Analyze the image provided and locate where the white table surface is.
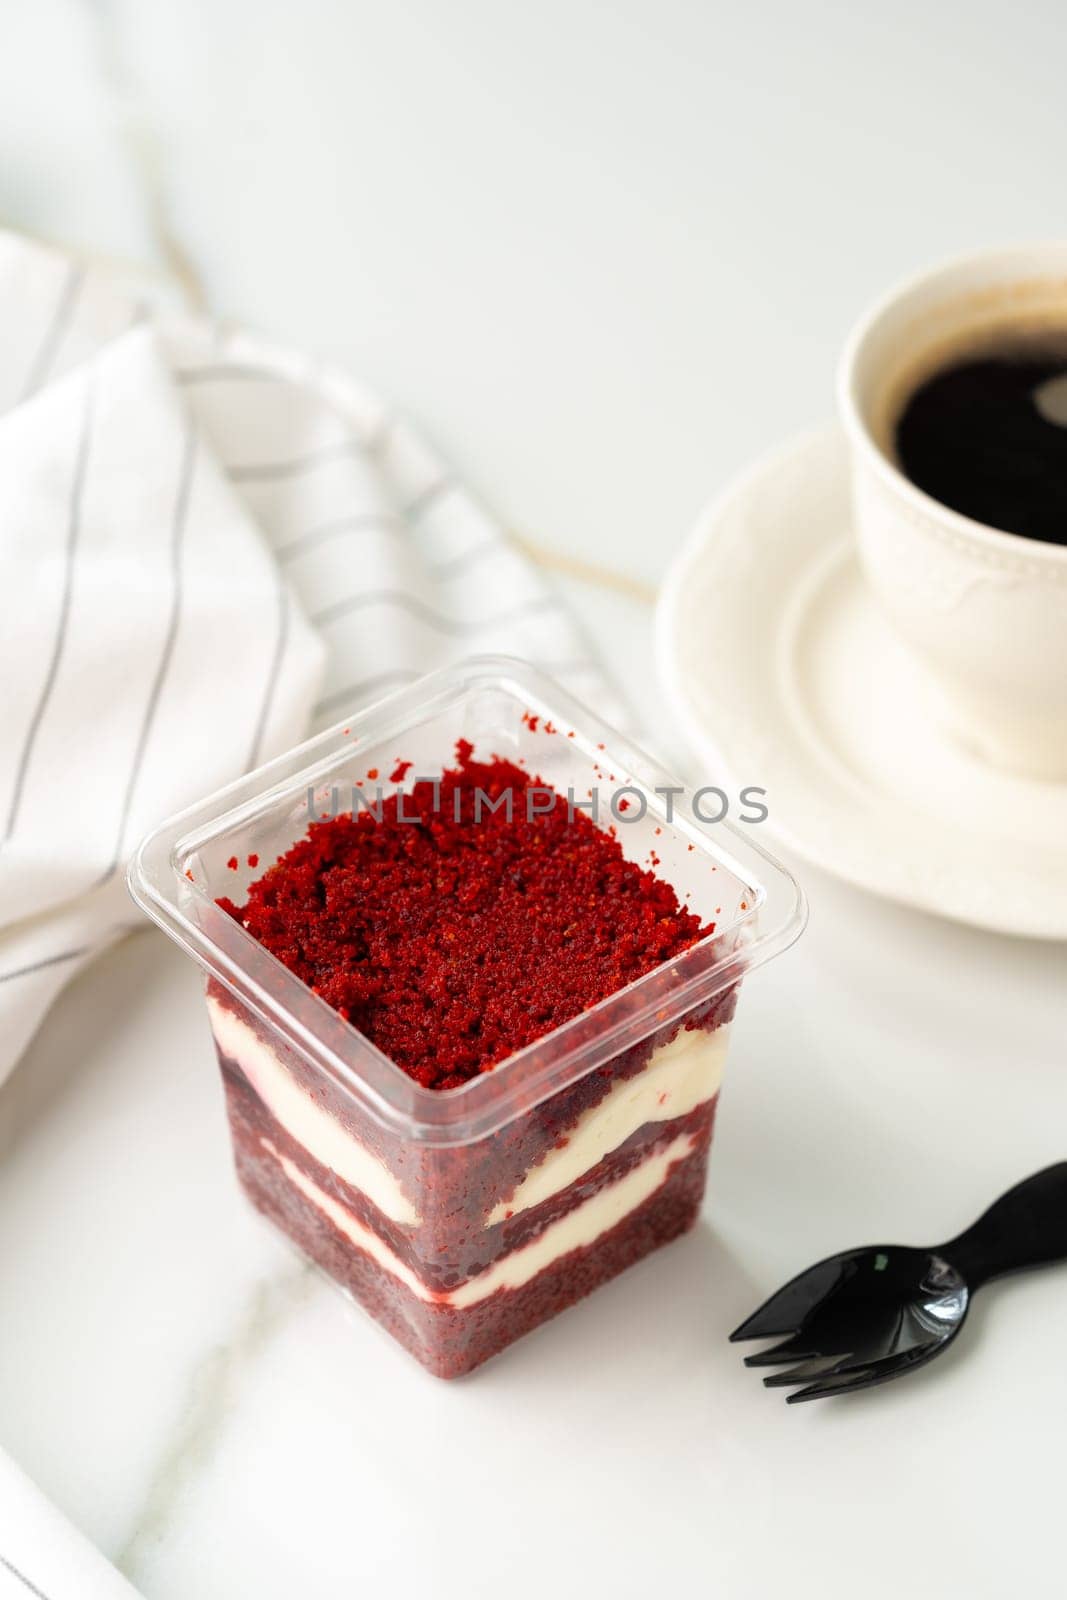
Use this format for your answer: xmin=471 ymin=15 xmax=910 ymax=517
xmin=1 ymin=4 xmax=1066 ymax=1597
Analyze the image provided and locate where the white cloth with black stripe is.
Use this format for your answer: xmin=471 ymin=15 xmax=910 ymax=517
xmin=0 ymin=227 xmax=609 ymax=1091
xmin=0 ymin=228 xmax=609 ymax=1598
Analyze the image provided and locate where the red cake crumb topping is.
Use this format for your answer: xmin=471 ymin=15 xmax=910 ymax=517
xmin=218 ymin=742 xmax=710 ymax=1089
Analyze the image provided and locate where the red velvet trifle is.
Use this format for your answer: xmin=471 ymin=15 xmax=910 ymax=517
xmin=129 ymin=658 xmax=804 ymax=1378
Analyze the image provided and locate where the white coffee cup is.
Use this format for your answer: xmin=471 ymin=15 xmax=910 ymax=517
xmin=838 ymin=244 xmax=1067 ymax=781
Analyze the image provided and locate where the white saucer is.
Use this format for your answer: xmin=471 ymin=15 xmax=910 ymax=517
xmin=656 ymin=426 xmax=1067 ymax=940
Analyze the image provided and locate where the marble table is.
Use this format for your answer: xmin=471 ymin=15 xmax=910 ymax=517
xmin=2 ymin=3 xmax=1066 ymax=1596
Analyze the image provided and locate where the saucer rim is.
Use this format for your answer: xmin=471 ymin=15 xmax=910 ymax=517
xmin=655 ymin=424 xmax=1067 ymax=942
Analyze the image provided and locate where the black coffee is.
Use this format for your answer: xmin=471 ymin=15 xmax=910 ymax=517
xmin=895 ymin=341 xmax=1067 ymax=547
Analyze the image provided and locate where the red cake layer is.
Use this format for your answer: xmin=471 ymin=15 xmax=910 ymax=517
xmin=207 ymin=980 xmax=736 ymax=1263
xmin=219 ymin=1045 xmax=719 ymax=1291
xmin=232 ymin=1109 xmax=711 ymax=1377
xmin=217 ymin=741 xmax=713 ymax=1089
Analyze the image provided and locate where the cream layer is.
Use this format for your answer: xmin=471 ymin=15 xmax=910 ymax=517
xmin=208 ymin=995 xmax=419 ymax=1226
xmin=210 ymin=994 xmax=726 ymax=1233
xmin=261 ymin=1129 xmax=698 ymax=1309
xmin=486 ymin=1024 xmax=727 ymax=1224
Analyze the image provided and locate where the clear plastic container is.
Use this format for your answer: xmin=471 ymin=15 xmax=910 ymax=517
xmin=128 ymin=656 xmax=805 ymax=1376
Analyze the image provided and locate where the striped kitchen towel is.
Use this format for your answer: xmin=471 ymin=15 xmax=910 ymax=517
xmin=0 ymin=228 xmax=613 ymax=1094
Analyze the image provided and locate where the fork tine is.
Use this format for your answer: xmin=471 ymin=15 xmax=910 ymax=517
xmin=729 ymin=1302 xmax=801 ymax=1344
xmin=742 ymin=1335 xmax=817 ymax=1368
xmin=785 ymin=1365 xmax=883 ymax=1403
xmin=786 ymin=1339 xmax=951 ymax=1402
xmin=730 ymin=1256 xmax=848 ymax=1343
xmin=762 ymin=1355 xmax=857 ymax=1389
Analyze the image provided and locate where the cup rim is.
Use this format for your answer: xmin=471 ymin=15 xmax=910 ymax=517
xmin=837 ymin=241 xmax=1067 ymax=567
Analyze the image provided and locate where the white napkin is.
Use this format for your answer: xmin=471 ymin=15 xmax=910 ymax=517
xmin=0 ymin=228 xmax=612 ymax=1091
xmin=0 ymin=1455 xmax=142 ymax=1600
xmin=0 ymin=228 xmax=613 ymax=1596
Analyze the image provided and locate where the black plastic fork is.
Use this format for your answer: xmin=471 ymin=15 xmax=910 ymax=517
xmin=730 ymin=1163 xmax=1067 ymax=1402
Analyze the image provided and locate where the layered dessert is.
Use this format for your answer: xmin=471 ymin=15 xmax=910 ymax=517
xmin=210 ymin=741 xmax=736 ymax=1376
